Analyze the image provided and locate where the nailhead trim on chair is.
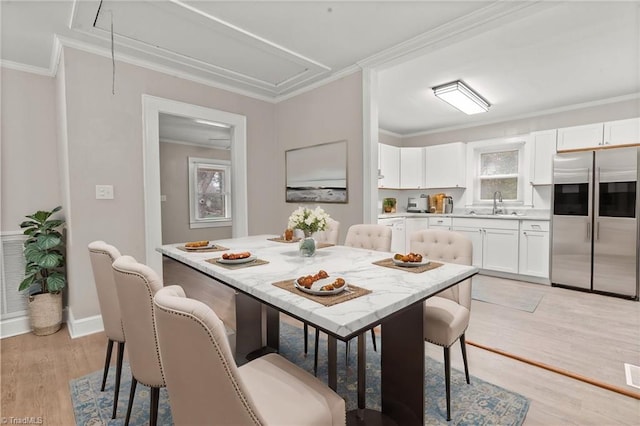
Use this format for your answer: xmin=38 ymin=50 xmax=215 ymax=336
xmin=156 ymin=305 xmax=262 ymax=425
xmin=424 ymin=326 xmax=469 ymax=349
xmin=113 ymin=268 xmax=166 ymax=388
xmin=91 ymin=249 xmax=127 ymax=342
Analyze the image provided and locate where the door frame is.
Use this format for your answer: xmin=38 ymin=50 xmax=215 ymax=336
xmin=142 ymin=95 xmax=248 ymax=275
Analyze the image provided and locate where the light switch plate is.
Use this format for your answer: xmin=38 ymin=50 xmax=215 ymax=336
xmin=96 ymin=185 xmax=114 ymax=200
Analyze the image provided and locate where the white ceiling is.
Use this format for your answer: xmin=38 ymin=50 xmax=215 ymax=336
xmin=2 ymin=1 xmax=639 ymax=137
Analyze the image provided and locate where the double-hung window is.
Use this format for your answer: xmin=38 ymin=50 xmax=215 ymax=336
xmin=188 ymin=157 xmax=232 ymax=228
xmin=473 ymin=142 xmax=525 ymax=205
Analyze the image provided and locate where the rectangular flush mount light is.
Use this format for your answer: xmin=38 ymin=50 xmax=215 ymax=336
xmin=433 ymin=80 xmax=490 ymax=115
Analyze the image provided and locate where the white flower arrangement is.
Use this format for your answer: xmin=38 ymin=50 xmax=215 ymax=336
xmin=287 ymin=206 xmax=330 ymax=236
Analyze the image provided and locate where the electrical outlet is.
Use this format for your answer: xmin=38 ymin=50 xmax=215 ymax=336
xmin=160 ymin=195 xmax=167 ymax=202
xmin=96 ymin=185 xmax=114 ymax=200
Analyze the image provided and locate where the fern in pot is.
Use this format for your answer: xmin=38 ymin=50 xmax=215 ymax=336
xmin=19 ymin=206 xmax=66 ymax=335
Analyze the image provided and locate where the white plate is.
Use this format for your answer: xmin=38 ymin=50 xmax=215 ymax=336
xmin=216 ymin=254 xmax=257 ymax=264
xmin=184 ymin=243 xmax=216 ymax=251
xmin=294 ymin=277 xmax=347 ymax=296
xmin=392 ymin=258 xmax=430 ymax=267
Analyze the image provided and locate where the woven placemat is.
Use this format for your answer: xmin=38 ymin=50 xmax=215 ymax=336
xmin=268 ymin=237 xmax=301 ymax=243
xmin=272 ymin=279 xmax=371 ymax=307
xmin=205 ymin=257 xmax=269 ymax=270
xmin=177 ymin=245 xmax=229 ymax=253
xmin=372 ymin=258 xmax=444 ymax=273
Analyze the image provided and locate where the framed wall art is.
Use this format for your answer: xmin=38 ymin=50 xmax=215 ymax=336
xmin=285 ymin=140 xmax=348 ymax=203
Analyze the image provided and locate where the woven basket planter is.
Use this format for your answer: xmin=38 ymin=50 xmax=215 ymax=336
xmin=28 ymin=292 xmax=62 ymax=336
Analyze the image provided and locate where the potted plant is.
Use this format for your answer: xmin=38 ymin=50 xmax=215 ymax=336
xmin=383 ymin=198 xmax=397 ymax=213
xmin=19 ymin=206 xmax=66 ymax=335
xmin=287 ymin=206 xmax=330 ymax=257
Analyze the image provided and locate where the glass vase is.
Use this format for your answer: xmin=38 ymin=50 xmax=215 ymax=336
xmin=299 ymin=230 xmax=316 ymax=257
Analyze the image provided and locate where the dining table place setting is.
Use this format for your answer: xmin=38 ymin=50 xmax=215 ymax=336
xmin=176 ymin=240 xmax=229 ymax=253
xmin=272 ymin=269 xmax=371 ymax=307
xmin=373 ymin=252 xmax=444 ymax=273
xmin=205 ymin=251 xmax=269 ymax=270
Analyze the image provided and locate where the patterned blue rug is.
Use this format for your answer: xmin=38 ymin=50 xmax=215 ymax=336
xmin=70 ymin=323 xmax=529 ymax=425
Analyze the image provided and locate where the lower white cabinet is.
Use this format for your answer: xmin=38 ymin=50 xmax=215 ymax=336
xmin=453 ymin=218 xmax=519 ymax=273
xmin=405 ymin=217 xmax=429 ymax=251
xmin=378 ymin=217 xmax=405 ymax=253
xmin=427 ymin=216 xmax=452 ymax=230
xmin=518 ymin=220 xmax=550 ymax=278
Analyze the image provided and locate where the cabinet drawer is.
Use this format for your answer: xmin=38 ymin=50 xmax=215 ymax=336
xmin=453 ymin=217 xmax=518 ymax=230
xmin=520 ymin=220 xmax=549 ymax=232
xmin=428 ymin=217 xmax=452 ymax=227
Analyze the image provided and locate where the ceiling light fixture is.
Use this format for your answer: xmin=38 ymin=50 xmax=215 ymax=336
xmin=195 ymin=119 xmax=230 ymax=128
xmin=432 ymin=80 xmax=490 ymax=115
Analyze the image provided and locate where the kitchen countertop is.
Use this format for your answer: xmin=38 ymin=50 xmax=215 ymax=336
xmin=378 ymin=211 xmax=551 ymax=221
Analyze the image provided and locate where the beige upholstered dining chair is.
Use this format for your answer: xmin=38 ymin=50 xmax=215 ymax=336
xmin=112 ymin=256 xmax=165 ymax=426
xmin=153 ymin=285 xmax=346 ymax=426
xmin=309 ymin=223 xmax=391 ymax=375
xmin=88 ymin=241 xmax=125 ymax=420
xmin=410 ymin=229 xmax=473 ymax=421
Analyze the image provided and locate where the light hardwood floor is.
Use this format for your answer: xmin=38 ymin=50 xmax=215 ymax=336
xmin=1 ymin=274 xmax=639 ymax=425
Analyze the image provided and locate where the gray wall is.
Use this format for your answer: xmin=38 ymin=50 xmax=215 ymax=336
xmin=159 ymin=141 xmax=231 ymax=244
xmin=1 ymin=51 xmax=364 ymax=324
xmin=275 ymin=72 xmax=364 ymax=244
xmin=58 ymin=47 xmax=278 ymax=320
xmin=1 ymin=68 xmax=62 ymax=230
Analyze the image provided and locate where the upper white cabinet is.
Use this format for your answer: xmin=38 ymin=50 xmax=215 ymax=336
xmin=530 ymin=130 xmax=557 ymax=185
xmin=556 ymin=123 xmax=604 ymax=152
xmin=378 ymin=143 xmax=400 ymax=188
xmin=604 ymin=117 xmax=640 ymax=147
xmin=425 ymin=142 xmax=467 ymax=188
xmin=400 ymin=147 xmax=425 ymax=188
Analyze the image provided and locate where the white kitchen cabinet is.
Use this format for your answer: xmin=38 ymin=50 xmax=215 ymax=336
xmin=452 ymin=217 xmax=519 ymax=273
xmin=427 ymin=216 xmax=452 ymax=230
xmin=519 ymin=220 xmax=550 ymax=278
xmin=378 ymin=217 xmax=405 ymax=253
xmin=404 ymin=217 xmax=429 ymax=251
xmin=556 ymin=123 xmax=604 ymax=152
xmin=378 ymin=143 xmax=400 ymax=188
xmin=400 ymin=147 xmax=425 ymax=188
xmin=603 ymin=117 xmax=640 ymax=147
xmin=424 ymin=142 xmax=466 ymax=188
xmin=529 ymin=130 xmax=557 ymax=185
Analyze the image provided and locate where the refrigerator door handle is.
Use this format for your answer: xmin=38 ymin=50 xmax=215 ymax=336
xmin=586 ymin=222 xmax=591 ymax=241
xmin=595 ymin=221 xmax=600 ymax=241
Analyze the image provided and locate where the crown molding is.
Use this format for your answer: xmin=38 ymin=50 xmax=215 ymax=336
xmin=378 ymin=128 xmax=404 ymax=138
xmin=358 ymin=1 xmax=556 ymax=71
xmin=159 ymin=137 xmax=231 ymax=150
xmin=402 ymin=93 xmax=640 ymax=138
xmin=274 ymin=64 xmax=361 ymax=103
xmin=55 ymin=35 xmax=277 ymax=103
xmin=0 ymin=60 xmax=53 ymax=77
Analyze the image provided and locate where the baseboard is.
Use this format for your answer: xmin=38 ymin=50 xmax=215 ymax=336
xmin=67 ymin=309 xmax=104 ymax=339
xmin=479 ymin=270 xmax=550 ymax=285
xmin=0 ymin=316 xmax=31 ymax=338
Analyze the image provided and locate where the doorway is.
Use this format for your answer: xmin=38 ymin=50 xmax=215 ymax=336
xmin=142 ymin=95 xmax=248 ymax=276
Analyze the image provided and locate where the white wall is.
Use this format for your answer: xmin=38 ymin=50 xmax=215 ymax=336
xmin=275 ymin=72 xmax=364 ymax=244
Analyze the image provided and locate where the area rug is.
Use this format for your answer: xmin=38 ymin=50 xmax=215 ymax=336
xmin=70 ymin=323 xmax=529 ymax=425
xmin=472 ymin=280 xmax=544 ymax=313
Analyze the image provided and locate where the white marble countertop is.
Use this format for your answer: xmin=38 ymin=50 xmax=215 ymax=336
xmin=379 ymin=211 xmax=550 ymax=221
xmin=158 ymin=235 xmax=477 ymax=340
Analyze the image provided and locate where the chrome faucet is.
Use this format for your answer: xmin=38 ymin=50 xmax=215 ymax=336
xmin=493 ymin=191 xmax=504 ymax=215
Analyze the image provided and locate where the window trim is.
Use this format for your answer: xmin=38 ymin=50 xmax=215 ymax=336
xmin=470 ymin=139 xmax=527 ymax=206
xmin=188 ymin=157 xmax=232 ymax=229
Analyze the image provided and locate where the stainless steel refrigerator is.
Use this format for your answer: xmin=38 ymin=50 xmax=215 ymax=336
xmin=551 ymin=146 xmax=639 ymax=300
